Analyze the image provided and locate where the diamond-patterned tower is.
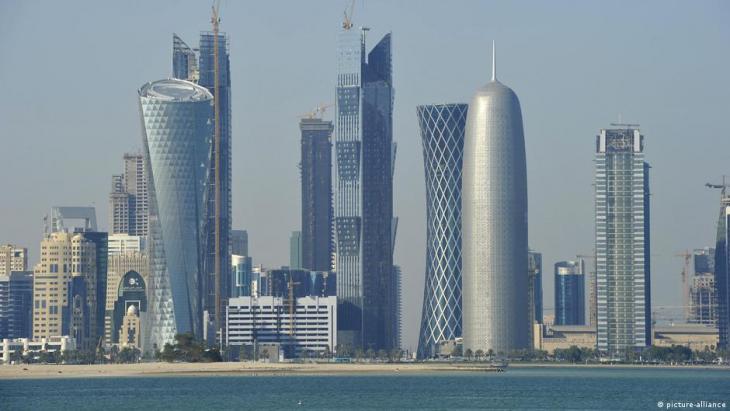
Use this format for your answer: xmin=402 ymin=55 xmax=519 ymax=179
xmin=139 ymin=79 xmax=213 ymax=348
xmin=416 ymin=104 xmax=467 ymax=358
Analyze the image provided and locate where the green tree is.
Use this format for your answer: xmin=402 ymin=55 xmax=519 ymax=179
xmin=475 ymin=349 xmax=485 ymax=361
xmin=465 ymin=348 xmax=473 ymax=361
xmin=160 ymin=343 xmax=176 ymax=362
xmin=377 ymin=349 xmax=388 ymax=361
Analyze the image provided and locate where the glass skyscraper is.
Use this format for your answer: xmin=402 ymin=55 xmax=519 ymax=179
xmin=554 ymin=260 xmax=586 ymax=325
xmin=594 ymin=126 xmax=651 ymax=355
xmin=139 ymin=78 xmax=213 ymax=347
xmin=334 ymin=26 xmax=395 ymax=350
xmin=300 ymin=118 xmax=334 ymax=272
xmin=415 ymin=103 xmax=466 ymax=358
xmin=714 ymin=190 xmax=730 ymax=348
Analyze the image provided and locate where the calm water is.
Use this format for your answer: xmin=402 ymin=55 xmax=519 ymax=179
xmin=1 ymin=366 xmax=728 ymax=410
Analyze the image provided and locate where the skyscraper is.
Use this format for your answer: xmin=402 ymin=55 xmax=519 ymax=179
xmin=139 ymin=78 xmax=213 ymax=347
xmin=462 ymin=44 xmax=529 ymax=354
xmin=0 ymin=245 xmax=27 ymax=276
xmin=334 ymin=24 xmax=395 ymax=350
xmin=172 ymin=33 xmax=199 ymax=83
xmin=198 ymin=30 xmax=232 ymax=336
xmin=109 ymin=153 xmax=149 ymax=237
xmin=289 ymin=231 xmax=302 ymax=269
xmin=689 ymin=247 xmax=717 ymax=326
xmin=714 ymin=188 xmax=730 ymax=348
xmin=415 ymin=103 xmax=467 ymax=358
xmin=231 ymin=229 xmax=248 ymax=257
xmin=595 ymin=126 xmax=651 ymax=355
xmin=529 ymin=250 xmax=543 ymax=325
xmin=300 ymin=117 xmax=333 ymax=272
xmin=555 ymin=260 xmax=586 ymax=326
xmin=0 ymin=271 xmax=32 ymax=339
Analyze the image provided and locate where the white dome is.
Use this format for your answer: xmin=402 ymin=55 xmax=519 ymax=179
xmin=127 ymin=305 xmax=139 ymax=316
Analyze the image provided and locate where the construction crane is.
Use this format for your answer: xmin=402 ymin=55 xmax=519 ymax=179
xmin=299 ymin=103 xmax=333 ymax=120
xmin=211 ymin=0 xmax=223 ymax=343
xmin=286 ymin=276 xmax=301 ymax=337
xmin=342 ymin=0 xmax=355 ymax=30
xmin=674 ymin=250 xmax=692 ymax=321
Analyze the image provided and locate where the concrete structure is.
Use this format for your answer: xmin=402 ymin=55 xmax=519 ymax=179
xmin=105 ymin=252 xmax=149 ymax=347
xmin=595 ymin=126 xmax=651 ymax=355
xmin=0 ymin=245 xmax=28 ymax=276
xmin=653 ymin=324 xmax=719 ymax=351
xmin=289 ymin=231 xmax=302 ymax=269
xmin=32 ymin=232 xmax=98 ymax=350
xmin=300 ymin=117 xmax=334 ymax=272
xmin=528 ymin=251 xmax=543 ymax=332
xmin=415 ymin=103 xmax=466 ymax=358
xmin=462 ymin=44 xmax=529 ymax=354
xmin=714 ymin=189 xmax=730 ymax=348
xmin=172 ymin=33 xmax=199 ymax=82
xmin=2 ymin=336 xmax=75 ymax=363
xmin=139 ymin=78 xmax=213 ymax=347
xmin=119 ymin=304 xmax=142 ymax=348
xmin=0 ymin=271 xmax=33 ymax=339
xmin=109 ymin=153 xmax=149 ymax=237
xmin=334 ymin=23 xmax=396 ymax=350
xmin=231 ymin=229 xmax=248 ymax=257
xmin=226 ymin=296 xmax=337 ymax=358
xmin=555 ymin=260 xmax=586 ymax=326
xmin=107 ymin=234 xmax=144 ymax=257
xmin=534 ymin=324 xmax=597 ymax=353
xmin=45 ymin=206 xmax=97 ymax=233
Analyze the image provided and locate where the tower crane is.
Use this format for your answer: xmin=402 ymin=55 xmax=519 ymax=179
xmin=342 ymin=0 xmax=355 ymax=30
xmin=299 ymin=103 xmax=333 ymax=120
xmin=287 ymin=276 xmax=301 ymax=337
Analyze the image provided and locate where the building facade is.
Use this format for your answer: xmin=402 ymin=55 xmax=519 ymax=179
xmin=0 ymin=271 xmax=33 ymax=340
xmin=714 ymin=190 xmax=730 ymax=348
xmin=462 ymin=47 xmax=529 ymax=354
xmin=226 ymin=296 xmax=337 ymax=358
xmin=105 ymin=252 xmax=149 ymax=347
xmin=0 ymin=245 xmax=28 ymax=276
xmin=289 ymin=231 xmax=302 ymax=269
xmin=231 ymin=229 xmax=248 ymax=257
xmin=109 ymin=153 xmax=149 ymax=237
xmin=529 ymin=251 xmax=543 ymax=325
xmin=300 ymin=118 xmax=334 ymax=272
xmin=334 ymin=25 xmax=395 ymax=350
xmin=231 ymin=254 xmax=252 ymax=298
xmin=415 ymin=103 xmax=466 ymax=358
xmin=554 ymin=260 xmax=586 ymax=326
xmin=139 ymin=78 xmax=213 ymax=347
xmin=595 ymin=126 xmax=651 ymax=355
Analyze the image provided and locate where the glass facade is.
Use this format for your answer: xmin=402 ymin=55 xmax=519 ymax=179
xmin=334 ymin=28 xmax=395 ymax=350
xmin=415 ymin=104 xmax=466 ymax=358
xmin=231 ymin=255 xmax=252 ymax=298
xmin=595 ymin=127 xmax=651 ymax=355
xmin=198 ymin=31 xmax=232 ymax=330
xmin=554 ymin=260 xmax=586 ymax=325
xmin=139 ymin=78 xmax=213 ymax=347
xmin=715 ymin=196 xmax=730 ymax=348
xmin=300 ymin=118 xmax=334 ymax=272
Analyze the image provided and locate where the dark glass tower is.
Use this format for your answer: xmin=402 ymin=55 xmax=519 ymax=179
xmin=715 ymin=189 xmax=730 ymax=348
xmin=554 ymin=260 xmax=586 ymax=325
xmin=415 ymin=103 xmax=466 ymax=358
xmin=300 ymin=118 xmax=334 ymax=272
xmin=334 ymin=27 xmax=395 ymax=350
xmin=198 ymin=31 xmax=232 ymax=330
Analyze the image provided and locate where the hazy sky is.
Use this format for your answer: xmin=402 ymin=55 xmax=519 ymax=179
xmin=1 ymin=0 xmax=729 ymax=351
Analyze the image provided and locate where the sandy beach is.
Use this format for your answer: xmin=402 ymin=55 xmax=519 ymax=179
xmin=0 ymin=361 xmax=510 ymax=379
xmin=1 ymin=362 xmax=727 ymax=379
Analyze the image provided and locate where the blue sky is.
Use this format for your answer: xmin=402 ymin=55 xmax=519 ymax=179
xmin=1 ymin=0 xmax=729 ymax=350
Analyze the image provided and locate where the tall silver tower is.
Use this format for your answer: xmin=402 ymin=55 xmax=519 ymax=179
xmin=416 ymin=104 xmax=467 ymax=358
xmin=462 ymin=44 xmax=529 ymax=354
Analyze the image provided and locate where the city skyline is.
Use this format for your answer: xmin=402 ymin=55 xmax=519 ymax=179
xmin=1 ymin=1 xmax=729 ymax=351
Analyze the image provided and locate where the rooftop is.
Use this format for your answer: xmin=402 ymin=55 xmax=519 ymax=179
xmin=138 ymin=78 xmax=212 ymax=102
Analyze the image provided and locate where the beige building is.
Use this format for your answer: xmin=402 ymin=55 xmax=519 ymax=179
xmin=0 ymin=244 xmax=28 ymax=276
xmin=653 ymin=324 xmax=718 ymax=351
xmin=104 ymin=251 xmax=148 ymax=346
xmin=33 ymin=233 xmax=97 ymax=346
xmin=534 ymin=324 xmax=597 ymax=352
xmin=119 ymin=305 xmax=141 ymax=348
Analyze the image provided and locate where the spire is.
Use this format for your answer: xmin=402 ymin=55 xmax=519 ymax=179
xmin=491 ymin=40 xmax=496 ymax=82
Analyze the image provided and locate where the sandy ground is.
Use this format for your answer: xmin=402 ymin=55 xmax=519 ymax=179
xmin=0 ymin=361 xmax=504 ymax=379
xmin=1 ymin=362 xmax=726 ymax=379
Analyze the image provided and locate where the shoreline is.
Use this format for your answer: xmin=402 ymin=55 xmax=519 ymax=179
xmin=0 ymin=361 xmax=727 ymax=380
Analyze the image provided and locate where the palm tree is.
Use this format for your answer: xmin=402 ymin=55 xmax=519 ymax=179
xmin=475 ymin=349 xmax=485 ymax=361
xmin=487 ymin=349 xmax=495 ymax=361
xmin=465 ymin=348 xmax=473 ymax=361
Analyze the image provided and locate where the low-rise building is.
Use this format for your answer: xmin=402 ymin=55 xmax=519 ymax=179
xmin=2 ymin=336 xmax=75 ymax=363
xmin=534 ymin=324 xmax=597 ymax=352
xmin=653 ymin=324 xmax=718 ymax=351
xmin=226 ymin=295 xmax=336 ymax=358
